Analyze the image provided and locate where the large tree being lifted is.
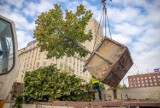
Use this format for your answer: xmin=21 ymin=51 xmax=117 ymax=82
xmin=34 ymin=4 xmax=93 ymax=58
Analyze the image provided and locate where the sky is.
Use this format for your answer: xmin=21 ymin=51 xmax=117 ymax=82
xmin=0 ymin=0 xmax=160 ymax=83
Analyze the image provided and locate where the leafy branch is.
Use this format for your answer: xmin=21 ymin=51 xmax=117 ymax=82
xmin=34 ymin=4 xmax=93 ymax=58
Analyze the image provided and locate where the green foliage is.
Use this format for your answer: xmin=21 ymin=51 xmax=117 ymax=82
xmin=34 ymin=4 xmax=93 ymax=58
xmin=108 ymin=84 xmax=128 ymax=90
xmin=122 ymin=84 xmax=127 ymax=89
xmin=12 ymin=94 xmax=23 ymax=108
xmin=99 ymin=82 xmax=105 ymax=91
xmin=15 ymin=66 xmax=95 ymax=103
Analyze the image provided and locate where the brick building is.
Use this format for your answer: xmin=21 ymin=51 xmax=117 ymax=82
xmin=128 ymin=72 xmax=160 ymax=88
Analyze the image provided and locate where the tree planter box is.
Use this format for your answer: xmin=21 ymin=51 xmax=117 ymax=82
xmin=85 ymin=37 xmax=133 ymax=87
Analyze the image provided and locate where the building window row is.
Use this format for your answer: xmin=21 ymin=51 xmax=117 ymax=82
xmin=130 ymin=82 xmax=159 ymax=87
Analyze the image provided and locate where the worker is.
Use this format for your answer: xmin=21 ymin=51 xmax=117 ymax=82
xmin=91 ymin=76 xmax=102 ymax=100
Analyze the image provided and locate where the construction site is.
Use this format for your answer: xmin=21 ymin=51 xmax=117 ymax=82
xmin=0 ymin=0 xmax=160 ymax=108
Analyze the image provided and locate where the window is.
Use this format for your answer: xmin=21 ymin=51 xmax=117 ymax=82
xmin=21 ymin=75 xmax=23 ymax=81
xmin=145 ymin=77 xmax=147 ymax=79
xmin=155 ymin=83 xmax=157 ymax=85
xmin=150 ymin=80 xmax=152 ymax=82
xmin=0 ymin=18 xmax=14 ymax=74
xmin=43 ymin=62 xmax=46 ymax=66
xmin=153 ymin=76 xmax=156 ymax=78
xmin=37 ymin=62 xmax=39 ymax=67
xmin=44 ymin=54 xmax=47 ymax=59
xmin=37 ymin=53 xmax=40 ymax=60
xmin=69 ymin=58 xmax=71 ymax=63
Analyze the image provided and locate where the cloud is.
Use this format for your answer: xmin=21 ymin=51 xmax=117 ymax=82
xmin=22 ymin=8 xmax=36 ymax=17
xmin=114 ymin=22 xmax=142 ymax=36
xmin=108 ymin=7 xmax=141 ymax=23
xmin=53 ymin=0 xmax=69 ymax=3
xmin=36 ymin=0 xmax=53 ymax=14
xmin=1 ymin=11 xmax=35 ymax=31
xmin=22 ymin=0 xmax=53 ymax=17
xmin=1 ymin=0 xmax=24 ymax=8
xmin=139 ymin=27 xmax=160 ymax=45
xmin=0 ymin=4 xmax=10 ymax=13
xmin=132 ymin=45 xmax=160 ymax=72
xmin=112 ymin=33 xmax=132 ymax=45
xmin=16 ymin=30 xmax=34 ymax=49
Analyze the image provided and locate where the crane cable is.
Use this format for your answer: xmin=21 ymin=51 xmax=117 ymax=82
xmin=93 ymin=5 xmax=104 ymax=51
xmin=92 ymin=0 xmax=112 ymax=51
xmin=106 ymin=3 xmax=112 ymax=39
xmin=102 ymin=0 xmax=112 ymax=39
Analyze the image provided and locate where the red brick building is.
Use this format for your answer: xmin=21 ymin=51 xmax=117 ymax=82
xmin=128 ymin=72 xmax=160 ymax=88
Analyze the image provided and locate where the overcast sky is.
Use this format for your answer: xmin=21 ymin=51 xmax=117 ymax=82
xmin=0 ymin=0 xmax=160 ymax=83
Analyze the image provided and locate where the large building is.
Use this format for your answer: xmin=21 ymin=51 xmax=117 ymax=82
xmin=128 ymin=72 xmax=160 ymax=88
xmin=16 ymin=18 xmax=103 ymax=83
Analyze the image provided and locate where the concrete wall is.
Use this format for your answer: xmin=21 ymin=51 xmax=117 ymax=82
xmin=104 ymin=86 xmax=160 ymax=101
xmin=4 ymin=103 xmax=74 ymax=108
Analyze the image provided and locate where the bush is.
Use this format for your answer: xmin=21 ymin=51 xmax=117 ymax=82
xmin=14 ymin=65 xmax=95 ymax=104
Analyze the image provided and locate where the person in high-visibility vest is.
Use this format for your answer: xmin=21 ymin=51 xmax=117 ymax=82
xmin=91 ymin=76 xmax=102 ymax=100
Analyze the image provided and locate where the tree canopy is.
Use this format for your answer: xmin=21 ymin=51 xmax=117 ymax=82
xmin=34 ymin=4 xmax=93 ymax=58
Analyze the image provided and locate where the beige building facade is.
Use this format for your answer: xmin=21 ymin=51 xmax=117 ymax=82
xmin=16 ymin=18 xmax=103 ymax=83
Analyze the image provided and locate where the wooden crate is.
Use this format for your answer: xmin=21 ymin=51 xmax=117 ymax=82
xmin=85 ymin=37 xmax=133 ymax=87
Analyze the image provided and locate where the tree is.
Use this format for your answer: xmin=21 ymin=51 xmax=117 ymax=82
xmin=108 ymin=84 xmax=128 ymax=90
xmin=34 ymin=4 xmax=93 ymax=58
xmin=121 ymin=84 xmax=127 ymax=89
xmin=17 ymin=66 xmax=95 ymax=103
